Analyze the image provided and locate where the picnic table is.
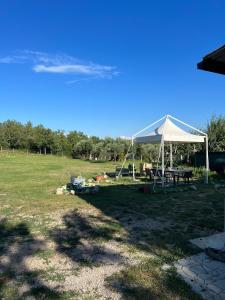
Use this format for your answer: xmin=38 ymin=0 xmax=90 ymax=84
xmin=147 ymin=168 xmax=193 ymax=185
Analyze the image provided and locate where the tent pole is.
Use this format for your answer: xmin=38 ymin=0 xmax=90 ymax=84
xmin=118 ymin=141 xmax=132 ymax=178
xmin=170 ymin=143 xmax=173 ymax=169
xmin=169 ymin=115 xmax=206 ymax=136
xmin=132 ymin=137 xmax=135 ymax=181
xmin=153 ymin=140 xmax=162 ymax=191
xmin=205 ymin=135 xmax=209 ymax=184
xmin=162 ymin=140 xmax=165 ymax=187
xmin=133 ymin=115 xmax=167 ymax=138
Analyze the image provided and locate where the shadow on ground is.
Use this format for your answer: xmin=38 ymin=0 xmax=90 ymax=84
xmin=80 ymin=183 xmax=224 ymax=255
xmin=0 ymin=218 xmax=66 ymax=299
xmin=50 ymin=182 xmax=222 ymax=299
xmin=50 ymin=209 xmax=125 ymax=267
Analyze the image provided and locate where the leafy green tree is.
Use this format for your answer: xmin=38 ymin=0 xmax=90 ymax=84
xmin=52 ymin=130 xmax=67 ymax=155
xmin=33 ymin=125 xmax=43 ymax=153
xmin=67 ymin=131 xmax=87 ymax=151
xmin=3 ymin=120 xmax=25 ymax=149
xmin=91 ymin=142 xmax=104 ymax=159
xmin=23 ymin=121 xmax=35 ymax=152
xmin=135 ymin=144 xmax=145 ymax=161
xmin=207 ymin=115 xmax=225 ymax=152
xmin=90 ymin=136 xmax=101 ymax=144
xmin=72 ymin=139 xmax=93 ymax=159
xmin=0 ymin=123 xmax=9 ymax=149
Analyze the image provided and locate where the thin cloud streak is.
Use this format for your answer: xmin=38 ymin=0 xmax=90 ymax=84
xmin=33 ymin=63 xmax=116 ymax=77
xmin=0 ymin=50 xmax=119 ymax=81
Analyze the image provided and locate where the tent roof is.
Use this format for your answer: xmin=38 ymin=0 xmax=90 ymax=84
xmin=135 ymin=118 xmax=205 ymax=144
xmin=197 ymin=44 xmax=225 ymax=75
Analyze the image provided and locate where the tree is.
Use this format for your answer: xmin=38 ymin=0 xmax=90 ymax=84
xmin=207 ymin=115 xmax=225 ymax=152
xmin=0 ymin=123 xmax=9 ymax=149
xmin=23 ymin=121 xmax=35 ymax=152
xmin=33 ymin=125 xmax=54 ymax=154
xmin=67 ymin=131 xmax=87 ymax=150
xmin=3 ymin=120 xmax=25 ymax=149
xmin=53 ymin=130 xmax=69 ymax=155
xmin=135 ymin=144 xmax=145 ymax=161
xmin=91 ymin=142 xmax=104 ymax=159
xmin=72 ymin=139 xmax=93 ymax=159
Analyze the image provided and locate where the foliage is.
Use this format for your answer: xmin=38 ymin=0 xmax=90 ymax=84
xmin=0 ymin=120 xmax=130 ymax=160
xmin=189 ymin=115 xmax=225 ymax=175
xmin=207 ymin=115 xmax=225 ymax=152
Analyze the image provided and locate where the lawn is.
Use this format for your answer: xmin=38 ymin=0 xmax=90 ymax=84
xmin=0 ymin=152 xmax=224 ymax=299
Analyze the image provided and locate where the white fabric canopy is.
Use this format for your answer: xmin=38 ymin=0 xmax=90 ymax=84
xmin=135 ymin=118 xmax=205 ymax=144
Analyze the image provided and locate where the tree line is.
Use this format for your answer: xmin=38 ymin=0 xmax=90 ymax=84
xmin=0 ymin=116 xmax=225 ymax=162
xmin=0 ymin=120 xmax=131 ymax=160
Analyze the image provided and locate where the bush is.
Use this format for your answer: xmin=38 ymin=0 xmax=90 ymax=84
xmin=212 ymin=158 xmax=225 ymax=177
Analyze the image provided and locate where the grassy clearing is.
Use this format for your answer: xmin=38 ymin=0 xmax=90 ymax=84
xmin=0 ymin=152 xmax=224 ymax=299
xmin=0 ymin=152 xmax=116 ymax=215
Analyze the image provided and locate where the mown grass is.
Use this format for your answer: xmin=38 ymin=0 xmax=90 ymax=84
xmin=107 ymin=258 xmax=202 ymax=300
xmin=0 ymin=152 xmax=116 ymax=216
xmin=0 ymin=151 xmax=224 ymax=299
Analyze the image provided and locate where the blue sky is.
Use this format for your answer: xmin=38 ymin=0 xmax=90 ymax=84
xmin=0 ymin=1 xmax=224 ymax=137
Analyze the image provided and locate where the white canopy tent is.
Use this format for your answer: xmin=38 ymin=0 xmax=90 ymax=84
xmin=131 ymin=115 xmax=209 ymax=186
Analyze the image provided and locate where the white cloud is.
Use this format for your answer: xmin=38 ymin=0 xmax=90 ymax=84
xmin=0 ymin=55 xmax=27 ymax=64
xmin=33 ymin=63 xmax=116 ymax=77
xmin=0 ymin=50 xmax=119 ymax=82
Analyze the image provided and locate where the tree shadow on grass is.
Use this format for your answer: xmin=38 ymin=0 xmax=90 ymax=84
xmin=83 ymin=183 xmax=223 ymax=246
xmin=0 ymin=218 xmax=67 ymax=299
xmin=50 ymin=209 xmax=126 ymax=267
xmin=73 ymin=184 xmax=209 ymax=258
xmin=107 ymin=263 xmax=202 ymax=300
xmin=50 ymin=183 xmax=223 ymax=299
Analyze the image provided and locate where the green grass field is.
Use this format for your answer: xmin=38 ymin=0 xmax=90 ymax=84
xmin=0 ymin=152 xmax=224 ymax=299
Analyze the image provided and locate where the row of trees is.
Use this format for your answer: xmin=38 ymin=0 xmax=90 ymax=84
xmin=0 ymin=120 xmax=132 ymax=161
xmin=0 ymin=120 xmax=83 ymax=156
xmin=0 ymin=116 xmax=225 ymax=162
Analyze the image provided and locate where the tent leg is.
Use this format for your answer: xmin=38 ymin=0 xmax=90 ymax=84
xmin=205 ymin=135 xmax=209 ymax=184
xmin=170 ymin=143 xmax=173 ymax=169
xmin=162 ymin=140 xmax=165 ymax=187
xmin=117 ymin=141 xmax=132 ymax=178
xmin=132 ymin=138 xmax=135 ymax=181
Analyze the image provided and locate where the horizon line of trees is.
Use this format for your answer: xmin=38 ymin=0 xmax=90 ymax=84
xmin=0 ymin=115 xmax=225 ymax=162
xmin=0 ymin=120 xmax=132 ymax=161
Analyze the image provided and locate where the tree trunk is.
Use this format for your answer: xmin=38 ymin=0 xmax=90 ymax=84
xmin=44 ymin=147 xmax=46 ymax=155
xmin=187 ymin=150 xmax=189 ymax=163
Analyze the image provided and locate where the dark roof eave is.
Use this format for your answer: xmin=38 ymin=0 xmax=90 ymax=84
xmin=197 ymin=44 xmax=225 ymax=75
xmin=197 ymin=58 xmax=225 ymax=75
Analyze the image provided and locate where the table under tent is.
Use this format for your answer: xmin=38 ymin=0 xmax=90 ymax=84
xmin=126 ymin=115 xmax=209 ymax=187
